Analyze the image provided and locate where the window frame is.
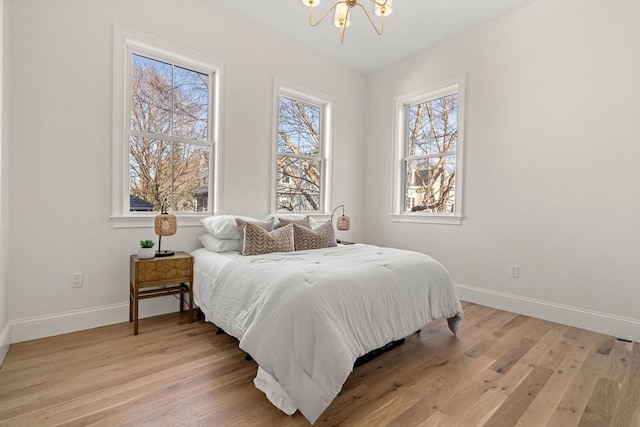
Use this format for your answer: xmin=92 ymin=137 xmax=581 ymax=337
xmin=271 ymin=78 xmax=333 ymax=216
xmin=391 ymin=75 xmax=466 ymax=225
xmin=111 ymin=25 xmax=224 ymax=228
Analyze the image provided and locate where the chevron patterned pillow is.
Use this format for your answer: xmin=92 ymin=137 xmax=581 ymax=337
xmin=236 ymin=218 xmax=274 ymax=252
xmin=242 ymin=222 xmax=295 ymax=256
xmin=293 ymin=222 xmax=337 ymax=251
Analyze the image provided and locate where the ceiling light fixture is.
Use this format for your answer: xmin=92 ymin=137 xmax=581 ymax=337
xmin=302 ymin=0 xmax=393 ymax=44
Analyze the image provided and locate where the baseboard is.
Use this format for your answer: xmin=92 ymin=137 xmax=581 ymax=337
xmin=455 ymin=283 xmax=640 ymax=343
xmin=0 ymin=321 xmax=11 ymax=367
xmin=10 ymin=296 xmax=183 ymax=344
xmin=7 ymin=285 xmax=638 ymax=345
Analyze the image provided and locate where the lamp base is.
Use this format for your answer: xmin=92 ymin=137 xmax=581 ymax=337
xmin=155 ymin=250 xmax=175 ymax=257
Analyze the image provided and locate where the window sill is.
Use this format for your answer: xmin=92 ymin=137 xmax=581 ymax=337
xmin=110 ymin=215 xmax=206 ymax=229
xmin=390 ymin=214 xmax=463 ymax=225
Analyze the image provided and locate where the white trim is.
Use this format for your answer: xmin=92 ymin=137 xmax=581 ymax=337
xmin=10 ymin=298 xmax=183 ymax=344
xmin=391 ymin=214 xmax=462 ymax=225
xmin=6 ymin=284 xmax=637 ymax=349
xmin=455 ymin=283 xmax=640 ymax=343
xmin=111 ymin=24 xmax=225 ymax=226
xmin=271 ymin=77 xmax=334 ymax=215
xmin=391 ymin=74 xmax=466 ymax=222
xmin=110 ymin=215 xmax=206 ymax=229
xmin=0 ymin=321 xmax=10 ymax=367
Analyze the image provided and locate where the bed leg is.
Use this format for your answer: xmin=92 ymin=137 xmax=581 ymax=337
xmin=447 ymin=314 xmax=462 ymax=335
xmin=216 ymin=327 xmax=226 ymax=335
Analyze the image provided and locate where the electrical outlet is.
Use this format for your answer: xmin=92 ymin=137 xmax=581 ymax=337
xmin=71 ymin=272 xmax=83 ymax=288
xmin=509 ymin=265 xmax=519 ymax=278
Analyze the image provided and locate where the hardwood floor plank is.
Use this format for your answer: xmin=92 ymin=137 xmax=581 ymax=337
xmin=610 ymin=342 xmax=640 ymax=427
xmin=578 ymin=377 xmax=620 ymax=427
xmin=327 ymin=348 xmax=486 ymax=425
xmin=463 ymin=310 xmax=523 ymax=359
xmin=451 ymin=386 xmax=508 ymax=426
xmin=489 ymin=337 xmax=537 ymax=375
xmin=482 ymin=365 xmax=554 ymax=427
xmin=0 ymin=304 xmax=637 ymax=427
xmin=417 ymin=409 xmax=455 ymax=426
xmin=601 ymin=339 xmax=632 ymax=385
xmin=384 ymin=355 xmax=497 ymax=426
xmin=475 ymin=309 xmax=519 ymax=331
xmin=545 ymin=347 xmax=609 ymax=427
xmin=514 ymin=328 xmax=596 ymax=426
xmin=491 ymin=325 xmax=567 ymax=397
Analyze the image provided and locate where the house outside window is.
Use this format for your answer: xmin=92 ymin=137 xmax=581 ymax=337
xmin=112 ymin=26 xmax=223 ymax=227
xmin=392 ymin=76 xmax=465 ymax=224
xmin=273 ymin=80 xmax=332 ymax=214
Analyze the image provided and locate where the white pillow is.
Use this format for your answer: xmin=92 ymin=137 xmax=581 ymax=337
xmin=268 ymin=214 xmax=320 ymax=229
xmin=198 ymin=234 xmax=241 ymax=252
xmin=200 ymin=215 xmax=258 ymax=239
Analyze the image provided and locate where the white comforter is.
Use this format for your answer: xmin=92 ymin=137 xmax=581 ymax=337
xmin=198 ymin=244 xmax=462 ymax=424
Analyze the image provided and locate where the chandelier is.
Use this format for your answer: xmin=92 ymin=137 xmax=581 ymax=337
xmin=302 ymin=0 xmax=394 ymax=44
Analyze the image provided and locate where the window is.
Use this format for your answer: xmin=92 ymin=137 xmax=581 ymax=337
xmin=273 ymin=81 xmax=332 ymax=213
xmin=392 ymin=76 xmax=465 ymax=224
xmin=112 ymin=26 xmax=223 ymax=227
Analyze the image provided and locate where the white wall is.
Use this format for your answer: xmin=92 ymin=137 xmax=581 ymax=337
xmin=6 ymin=0 xmax=365 ymax=342
xmin=364 ymin=0 xmax=640 ymax=341
xmin=0 ymin=0 xmax=9 ymax=364
xmin=5 ymin=0 xmax=639 ymax=346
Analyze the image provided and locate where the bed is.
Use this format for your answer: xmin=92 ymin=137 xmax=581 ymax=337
xmin=191 ymin=241 xmax=463 ymax=424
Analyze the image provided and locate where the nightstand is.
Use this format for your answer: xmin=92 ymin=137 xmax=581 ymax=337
xmin=129 ymin=251 xmax=194 ymax=335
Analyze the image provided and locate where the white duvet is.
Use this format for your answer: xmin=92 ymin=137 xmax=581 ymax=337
xmin=194 ymin=244 xmax=462 ymax=424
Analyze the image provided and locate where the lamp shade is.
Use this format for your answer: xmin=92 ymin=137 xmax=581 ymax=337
xmin=330 ymin=204 xmax=351 ymax=231
xmin=334 ymin=2 xmax=351 ymax=28
xmin=154 ymin=213 xmax=177 ymax=236
xmin=336 ymin=215 xmax=350 ymax=231
xmin=375 ymin=0 xmax=393 ymax=17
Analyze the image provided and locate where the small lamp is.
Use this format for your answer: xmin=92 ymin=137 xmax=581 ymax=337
xmin=330 ymin=205 xmax=351 ymax=231
xmin=154 ymin=200 xmax=177 ymax=257
xmin=375 ymin=0 xmax=393 ymax=17
xmin=333 ymin=2 xmax=351 ymax=29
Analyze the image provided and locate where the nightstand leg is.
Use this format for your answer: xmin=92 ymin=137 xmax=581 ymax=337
xmin=129 ymin=283 xmax=133 ymax=322
xmin=189 ymin=282 xmax=194 ymax=323
xmin=180 ymin=287 xmax=184 ymax=314
xmin=133 ymin=286 xmax=139 ymax=335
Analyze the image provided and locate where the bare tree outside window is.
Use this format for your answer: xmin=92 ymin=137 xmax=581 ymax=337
xmin=404 ymin=94 xmax=458 ymax=213
xmin=276 ymin=96 xmax=323 ymax=212
xmin=129 ymin=54 xmax=211 ymax=213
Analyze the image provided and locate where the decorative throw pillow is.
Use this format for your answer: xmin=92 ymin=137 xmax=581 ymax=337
xmin=201 ymin=215 xmax=259 ymax=239
xmin=242 ymin=223 xmax=295 ymax=256
xmin=267 ymin=214 xmax=319 ymax=229
xmin=235 ymin=218 xmax=274 ymax=252
xmin=276 ymin=216 xmax=311 ymax=230
xmin=198 ymin=234 xmax=241 ymax=253
xmin=293 ymin=222 xmax=337 ymax=251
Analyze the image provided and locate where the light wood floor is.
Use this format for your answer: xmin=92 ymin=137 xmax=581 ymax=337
xmin=1 ymin=302 xmax=638 ymax=426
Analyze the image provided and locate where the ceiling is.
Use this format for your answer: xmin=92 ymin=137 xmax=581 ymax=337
xmin=209 ymin=0 xmax=535 ymax=74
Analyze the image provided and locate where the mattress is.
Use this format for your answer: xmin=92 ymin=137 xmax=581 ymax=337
xmin=191 ymin=248 xmax=238 ymax=312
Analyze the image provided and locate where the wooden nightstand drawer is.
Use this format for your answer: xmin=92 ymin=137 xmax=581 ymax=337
xmin=130 ymin=252 xmax=193 ymax=286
